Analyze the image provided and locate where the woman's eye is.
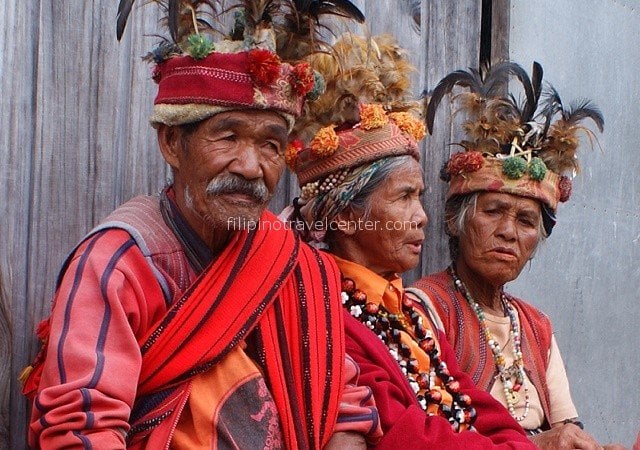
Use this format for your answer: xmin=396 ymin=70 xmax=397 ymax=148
xmin=519 ymin=217 xmax=536 ymax=227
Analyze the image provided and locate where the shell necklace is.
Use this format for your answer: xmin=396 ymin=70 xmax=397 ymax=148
xmin=449 ymin=266 xmax=531 ymax=421
xmin=341 ymin=275 xmax=477 ymax=432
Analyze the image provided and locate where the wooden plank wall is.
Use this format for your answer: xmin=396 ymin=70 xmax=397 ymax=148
xmin=0 ymin=1 xmax=487 ymax=447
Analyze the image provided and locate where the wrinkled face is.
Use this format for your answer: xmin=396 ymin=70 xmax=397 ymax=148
xmin=170 ymin=110 xmax=288 ymax=235
xmin=346 ymin=159 xmax=427 ymax=278
xmin=457 ymin=191 xmax=542 ymax=287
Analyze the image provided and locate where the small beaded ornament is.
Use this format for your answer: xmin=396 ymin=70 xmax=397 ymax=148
xmin=449 ymin=266 xmax=531 ymax=421
xmin=341 ymin=276 xmax=477 ymax=432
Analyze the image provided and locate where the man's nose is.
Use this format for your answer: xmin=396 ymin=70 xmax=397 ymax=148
xmin=229 ymin=145 xmax=263 ymax=180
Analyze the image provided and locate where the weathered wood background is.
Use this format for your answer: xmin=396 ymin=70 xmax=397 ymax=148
xmin=1 ymin=1 xmax=638 ymax=448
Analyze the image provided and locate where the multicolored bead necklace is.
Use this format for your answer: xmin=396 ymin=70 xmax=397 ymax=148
xmin=341 ymin=276 xmax=477 ymax=432
xmin=448 ymin=266 xmax=531 ymax=421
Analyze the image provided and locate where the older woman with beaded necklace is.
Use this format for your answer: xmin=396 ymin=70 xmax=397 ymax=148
xmin=284 ymin=34 xmax=537 ymax=449
xmin=412 ymin=62 xmax=624 ymax=450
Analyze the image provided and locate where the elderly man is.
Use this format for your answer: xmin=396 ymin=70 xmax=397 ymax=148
xmin=23 ymin=2 xmax=378 ymax=449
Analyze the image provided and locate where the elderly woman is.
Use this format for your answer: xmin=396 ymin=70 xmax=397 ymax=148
xmin=412 ymin=62 xmax=624 ymax=450
xmin=284 ymin=35 xmax=536 ymax=449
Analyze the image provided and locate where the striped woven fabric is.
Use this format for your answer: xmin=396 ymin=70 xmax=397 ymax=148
xmin=137 ymin=210 xmax=345 ymax=449
xmin=412 ymin=270 xmax=553 ymax=423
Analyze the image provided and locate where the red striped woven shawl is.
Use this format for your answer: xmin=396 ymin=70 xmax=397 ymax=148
xmin=136 ymin=210 xmax=345 ymax=449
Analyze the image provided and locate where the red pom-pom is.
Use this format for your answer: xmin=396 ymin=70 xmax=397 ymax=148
xmin=36 ymin=319 xmax=51 ymax=341
xmin=446 ymin=151 xmax=484 ymax=176
xmin=558 ymin=175 xmax=572 ymax=202
xmin=290 ymin=62 xmax=315 ymax=96
xmin=247 ymin=49 xmax=282 ymax=86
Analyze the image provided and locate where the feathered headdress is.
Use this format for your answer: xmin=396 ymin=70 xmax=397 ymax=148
xmin=426 ymin=61 xmax=604 ymax=232
xmin=116 ymin=0 xmax=365 ymax=127
xmin=279 ymin=33 xmax=426 ymax=246
xmin=287 ymin=33 xmax=426 ymax=186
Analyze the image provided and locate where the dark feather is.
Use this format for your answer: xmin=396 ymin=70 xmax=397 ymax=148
xmin=565 ymin=99 xmax=604 ymax=132
xmin=293 ymin=0 xmax=365 ymax=23
xmin=243 ymin=0 xmax=278 ymax=30
xmin=539 ymin=85 xmax=563 ymax=135
xmin=503 ymin=62 xmax=535 ymax=120
xmin=276 ymin=0 xmax=365 ymax=61
xmin=168 ymin=0 xmax=181 ymax=44
xmin=118 ymin=0 xmax=221 ymax=43
xmin=425 ymin=70 xmax=482 ymax=132
xmin=116 ymin=0 xmax=135 ymax=41
xmin=530 ymin=62 xmax=543 ymax=107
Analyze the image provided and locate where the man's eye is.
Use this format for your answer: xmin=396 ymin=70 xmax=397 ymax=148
xmin=264 ymin=141 xmax=282 ymax=154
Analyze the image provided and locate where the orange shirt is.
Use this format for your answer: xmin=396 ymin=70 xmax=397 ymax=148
xmin=333 ymin=256 xmax=457 ymax=415
xmin=172 ymin=345 xmax=283 ymax=449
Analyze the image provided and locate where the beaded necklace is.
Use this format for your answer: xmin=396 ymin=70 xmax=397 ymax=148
xmin=341 ymin=276 xmax=477 ymax=432
xmin=448 ymin=266 xmax=531 ymax=421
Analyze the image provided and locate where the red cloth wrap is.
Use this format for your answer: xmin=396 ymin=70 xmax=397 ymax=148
xmin=138 ymin=211 xmax=345 ymax=449
xmin=153 ymin=52 xmax=304 ymax=117
xmin=344 ymin=310 xmax=537 ymax=449
xmin=154 ymin=52 xmax=255 ymax=106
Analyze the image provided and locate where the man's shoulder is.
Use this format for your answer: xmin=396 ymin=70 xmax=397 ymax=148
xmin=93 ymin=194 xmax=183 ymax=257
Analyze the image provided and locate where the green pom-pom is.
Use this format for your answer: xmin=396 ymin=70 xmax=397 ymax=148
xmin=185 ymin=34 xmax=215 ymax=59
xmin=502 ymin=157 xmax=527 ymax=179
xmin=306 ymin=71 xmax=326 ymax=101
xmin=528 ymin=157 xmax=547 ymax=181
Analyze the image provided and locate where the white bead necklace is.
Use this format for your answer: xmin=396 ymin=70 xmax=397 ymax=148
xmin=449 ymin=266 xmax=531 ymax=421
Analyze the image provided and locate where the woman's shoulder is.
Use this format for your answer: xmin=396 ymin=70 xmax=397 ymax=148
xmin=507 ymin=295 xmax=551 ymax=321
xmin=411 ymin=271 xmax=454 ymax=299
xmin=410 ymin=270 xmax=460 ymax=309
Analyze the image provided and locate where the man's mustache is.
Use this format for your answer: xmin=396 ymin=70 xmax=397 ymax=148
xmin=205 ymin=175 xmax=270 ymax=203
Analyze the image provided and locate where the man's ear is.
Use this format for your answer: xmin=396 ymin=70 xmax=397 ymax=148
xmin=157 ymin=124 xmax=183 ymax=169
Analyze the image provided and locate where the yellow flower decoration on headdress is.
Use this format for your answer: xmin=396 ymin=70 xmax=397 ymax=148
xmin=360 ymin=104 xmax=389 ymax=130
xmin=311 ymin=125 xmax=340 ymax=157
xmin=389 ymin=112 xmax=427 ymax=141
xmin=285 ymin=139 xmax=304 ymax=169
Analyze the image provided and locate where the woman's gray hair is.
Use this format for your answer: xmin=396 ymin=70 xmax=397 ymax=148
xmin=310 ymin=154 xmax=417 ymax=223
xmin=347 ymin=155 xmax=417 ymax=219
xmin=315 ymin=154 xmax=417 ymax=247
xmin=445 ymin=192 xmax=548 ymax=262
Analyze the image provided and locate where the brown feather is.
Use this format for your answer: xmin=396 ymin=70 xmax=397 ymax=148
xmin=293 ymin=34 xmax=419 ymax=141
xmin=426 ymin=61 xmax=604 ymax=176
